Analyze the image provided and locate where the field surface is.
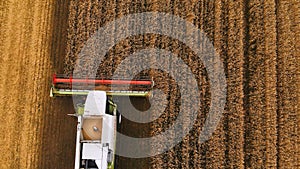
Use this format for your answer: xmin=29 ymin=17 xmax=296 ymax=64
xmin=0 ymin=0 xmax=299 ymax=168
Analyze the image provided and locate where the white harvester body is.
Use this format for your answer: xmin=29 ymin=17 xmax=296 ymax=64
xmin=50 ymin=74 xmax=153 ymax=169
xmin=74 ymin=91 xmax=117 ymax=169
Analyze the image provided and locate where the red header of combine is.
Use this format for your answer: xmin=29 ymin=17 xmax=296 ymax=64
xmin=52 ymin=74 xmax=152 ymax=86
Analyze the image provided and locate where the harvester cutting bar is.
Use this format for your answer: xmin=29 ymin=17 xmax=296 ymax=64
xmin=50 ymin=87 xmax=150 ymax=97
xmin=53 ymin=74 xmax=152 ymax=85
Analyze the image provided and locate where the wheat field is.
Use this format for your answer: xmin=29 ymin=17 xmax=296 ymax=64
xmin=0 ymin=0 xmax=299 ymax=168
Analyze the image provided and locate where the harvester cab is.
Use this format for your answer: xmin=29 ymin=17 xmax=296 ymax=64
xmin=50 ymin=74 xmax=153 ymax=169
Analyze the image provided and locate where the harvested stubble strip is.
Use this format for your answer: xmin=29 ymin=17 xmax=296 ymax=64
xmin=0 ymin=0 xmax=76 ymax=168
xmin=276 ymin=0 xmax=300 ymax=168
xmin=0 ymin=1 xmax=51 ymax=168
xmin=41 ymin=1 xmax=76 ymax=168
xmin=26 ymin=2 xmax=56 ymax=167
xmin=50 ymin=0 xmax=70 ymax=73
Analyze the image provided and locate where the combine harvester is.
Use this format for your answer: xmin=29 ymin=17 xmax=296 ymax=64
xmin=50 ymin=74 xmax=153 ymax=169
